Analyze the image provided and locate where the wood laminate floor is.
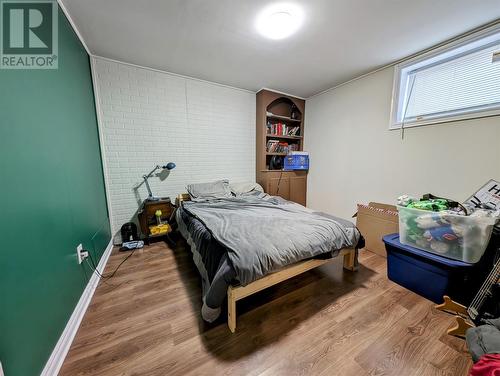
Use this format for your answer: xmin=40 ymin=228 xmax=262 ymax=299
xmin=61 ymin=238 xmax=472 ymax=376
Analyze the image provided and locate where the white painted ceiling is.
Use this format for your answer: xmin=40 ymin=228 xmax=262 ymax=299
xmin=62 ymin=0 xmax=500 ymax=98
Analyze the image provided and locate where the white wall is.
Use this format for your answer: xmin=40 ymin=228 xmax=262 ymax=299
xmin=92 ymin=57 xmax=256 ymax=240
xmin=304 ymin=66 xmax=500 ymax=220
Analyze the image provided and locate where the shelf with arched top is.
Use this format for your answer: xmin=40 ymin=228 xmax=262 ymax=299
xmin=256 ymin=89 xmax=307 ymax=206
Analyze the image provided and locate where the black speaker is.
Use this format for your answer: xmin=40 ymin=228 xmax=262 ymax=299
xmin=121 ymin=222 xmax=138 ymax=243
xmin=269 ymin=155 xmax=283 ymax=170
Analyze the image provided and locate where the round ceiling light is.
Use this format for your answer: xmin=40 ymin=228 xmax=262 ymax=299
xmin=256 ymin=3 xmax=304 ymax=40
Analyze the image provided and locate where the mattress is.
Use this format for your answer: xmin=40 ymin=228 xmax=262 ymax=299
xmin=176 ymin=194 xmax=363 ymax=322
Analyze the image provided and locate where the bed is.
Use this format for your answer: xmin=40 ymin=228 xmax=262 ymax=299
xmin=176 ymin=181 xmax=363 ymax=332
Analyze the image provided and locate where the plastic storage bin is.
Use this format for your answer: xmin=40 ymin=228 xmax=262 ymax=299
xmin=397 ymin=205 xmax=497 ymax=263
xmin=383 ymin=233 xmax=477 ymax=304
xmin=284 ymin=153 xmax=309 ymax=170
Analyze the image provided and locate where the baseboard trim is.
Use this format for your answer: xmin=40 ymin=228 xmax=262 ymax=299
xmin=40 ymin=240 xmax=114 ymax=376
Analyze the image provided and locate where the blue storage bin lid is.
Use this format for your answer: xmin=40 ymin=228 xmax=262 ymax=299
xmin=382 ymin=233 xmax=475 ymax=268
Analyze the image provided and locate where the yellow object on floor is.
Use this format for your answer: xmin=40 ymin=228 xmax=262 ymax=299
xmin=149 ymin=223 xmax=171 ymax=235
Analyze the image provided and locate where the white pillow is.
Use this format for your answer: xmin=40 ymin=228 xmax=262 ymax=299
xmin=186 ymin=180 xmax=232 ymax=199
xmin=229 ymin=182 xmax=264 ymax=195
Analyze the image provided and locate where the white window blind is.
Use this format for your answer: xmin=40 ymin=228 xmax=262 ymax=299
xmin=391 ymin=26 xmax=500 ymax=128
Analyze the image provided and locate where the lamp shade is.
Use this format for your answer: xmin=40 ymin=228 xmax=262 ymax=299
xmin=163 ymin=162 xmax=176 ymax=170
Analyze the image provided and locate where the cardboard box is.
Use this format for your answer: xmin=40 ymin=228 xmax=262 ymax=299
xmin=355 ymin=202 xmax=399 ymax=257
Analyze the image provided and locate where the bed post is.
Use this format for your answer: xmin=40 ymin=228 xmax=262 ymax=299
xmin=343 ymin=248 xmax=358 ymax=271
xmin=227 ymin=286 xmax=237 ymax=333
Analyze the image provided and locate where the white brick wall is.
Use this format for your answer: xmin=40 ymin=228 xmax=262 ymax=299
xmin=92 ymin=57 xmax=256 ymax=241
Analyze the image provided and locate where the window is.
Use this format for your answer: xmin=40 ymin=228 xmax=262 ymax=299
xmin=390 ymin=25 xmax=500 ymax=129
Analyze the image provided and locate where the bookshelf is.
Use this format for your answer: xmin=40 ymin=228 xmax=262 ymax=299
xmin=266 ymin=134 xmax=303 ymax=140
xmin=266 ymin=152 xmax=288 ymax=156
xmin=256 ymin=89 xmax=307 ymax=205
xmin=266 ymin=114 xmax=302 ymax=123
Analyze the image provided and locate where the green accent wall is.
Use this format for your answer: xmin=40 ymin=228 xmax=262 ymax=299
xmin=0 ymin=6 xmax=110 ymax=376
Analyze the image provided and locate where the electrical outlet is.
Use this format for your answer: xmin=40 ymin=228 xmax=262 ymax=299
xmin=76 ymin=244 xmax=88 ymax=264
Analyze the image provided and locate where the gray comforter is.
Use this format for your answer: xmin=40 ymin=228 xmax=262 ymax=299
xmin=182 ymin=193 xmax=361 ymax=286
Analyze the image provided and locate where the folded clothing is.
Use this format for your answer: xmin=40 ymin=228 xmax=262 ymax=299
xmin=469 ymin=354 xmax=500 ymax=376
xmin=467 ymin=318 xmax=500 ymax=363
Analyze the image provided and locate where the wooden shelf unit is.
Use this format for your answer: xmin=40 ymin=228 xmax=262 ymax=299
xmin=256 ymin=89 xmax=307 ymax=205
xmin=266 ymin=114 xmax=302 ymax=123
xmin=266 ymin=134 xmax=303 ymax=140
xmin=266 ymin=152 xmax=288 ymax=156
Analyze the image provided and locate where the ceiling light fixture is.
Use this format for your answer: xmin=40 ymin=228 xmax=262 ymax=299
xmin=256 ymin=3 xmax=304 ymax=40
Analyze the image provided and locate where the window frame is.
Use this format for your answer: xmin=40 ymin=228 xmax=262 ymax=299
xmin=389 ymin=24 xmax=500 ymax=130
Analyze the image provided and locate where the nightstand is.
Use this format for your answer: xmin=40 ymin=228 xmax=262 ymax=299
xmin=137 ymin=197 xmax=175 ymax=245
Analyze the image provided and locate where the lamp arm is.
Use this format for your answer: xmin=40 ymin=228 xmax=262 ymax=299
xmin=143 ymin=175 xmax=154 ymax=198
xmin=145 ymin=165 xmax=161 ymax=179
xmin=143 ymin=165 xmax=160 ymax=199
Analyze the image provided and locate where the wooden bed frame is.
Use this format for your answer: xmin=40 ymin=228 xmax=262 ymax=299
xmin=176 ymin=194 xmax=359 ymax=333
xmin=227 ymin=248 xmax=357 ymax=332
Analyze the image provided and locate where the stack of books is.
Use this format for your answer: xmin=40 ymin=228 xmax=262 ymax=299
xmin=266 ymin=121 xmax=300 ymax=136
xmin=266 ymin=140 xmax=300 ymax=154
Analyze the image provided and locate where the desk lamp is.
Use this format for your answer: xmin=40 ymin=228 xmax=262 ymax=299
xmin=143 ymin=162 xmax=176 ymax=201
